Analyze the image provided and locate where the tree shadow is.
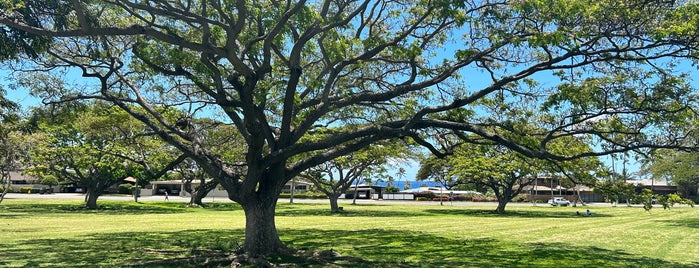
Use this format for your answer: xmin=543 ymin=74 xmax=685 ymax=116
xmin=282 ymin=229 xmax=696 ymax=267
xmin=276 ymin=203 xmax=437 ymax=218
xmin=0 ymin=201 xmax=191 ymax=216
xmin=276 ymin=207 xmax=430 ymax=218
xmin=2 ymin=227 xmax=693 ymax=267
xmin=425 ymin=208 xmax=613 ymax=218
xmin=661 ymin=218 xmax=699 ymax=228
xmin=0 ymin=229 xmax=244 ymax=268
xmin=276 ymin=203 xmax=613 ymax=219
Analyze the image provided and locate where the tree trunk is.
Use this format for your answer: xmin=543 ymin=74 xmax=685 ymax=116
xmin=329 ymin=194 xmax=342 ymax=213
xmin=186 ymin=179 xmax=217 ymax=207
xmin=289 ymin=177 xmax=295 ymax=204
xmin=85 ymin=188 xmax=99 ymax=209
xmin=240 ymin=197 xmax=286 ymax=257
xmin=352 ymin=180 xmax=359 ymax=205
xmin=189 ymin=185 xmax=211 ymax=207
xmin=495 ymin=199 xmax=508 ymax=214
xmin=189 ymin=191 xmax=205 ymax=207
xmin=0 ymin=171 xmax=9 ymax=204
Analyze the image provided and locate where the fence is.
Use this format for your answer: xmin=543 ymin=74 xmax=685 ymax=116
xmin=381 ymin=193 xmax=414 ymax=200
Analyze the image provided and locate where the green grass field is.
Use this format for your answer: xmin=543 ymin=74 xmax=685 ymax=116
xmin=0 ymin=198 xmax=697 ymax=267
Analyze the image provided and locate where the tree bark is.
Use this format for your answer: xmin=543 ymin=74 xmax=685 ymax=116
xmin=188 ymin=180 xmax=217 ymax=207
xmin=329 ymin=194 xmax=342 ymax=213
xmin=189 ymin=190 xmax=206 ymax=207
xmin=0 ymin=171 xmax=9 ymax=204
xmin=240 ymin=197 xmax=286 ymax=257
xmin=85 ymin=188 xmax=99 ymax=209
xmin=495 ymin=198 xmax=508 ymax=214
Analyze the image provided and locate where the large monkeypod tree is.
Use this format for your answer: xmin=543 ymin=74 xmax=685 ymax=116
xmin=2 ymin=0 xmax=699 ymax=258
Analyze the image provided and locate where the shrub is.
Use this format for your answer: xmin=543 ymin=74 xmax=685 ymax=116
xmin=452 ymin=195 xmax=471 ymax=201
xmin=385 ymin=186 xmax=400 ymax=193
xmin=432 ymin=196 xmax=450 ymax=201
xmin=513 ymin=194 xmax=528 ymax=203
xmin=657 ymin=193 xmax=696 ymax=210
xmin=118 ymin=184 xmax=134 ymax=194
xmin=412 ymin=191 xmax=436 ymax=200
xmin=472 ymin=196 xmax=497 ymax=202
xmin=278 ymin=192 xmax=327 ymax=199
xmin=20 ymin=187 xmax=34 ymax=193
xmin=452 ymin=192 xmax=484 ymax=201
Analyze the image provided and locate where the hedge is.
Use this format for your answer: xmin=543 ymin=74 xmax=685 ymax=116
xmin=278 ymin=192 xmax=328 ymax=199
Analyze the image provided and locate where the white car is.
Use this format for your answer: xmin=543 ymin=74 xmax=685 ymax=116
xmin=548 ymin=197 xmax=571 ymax=206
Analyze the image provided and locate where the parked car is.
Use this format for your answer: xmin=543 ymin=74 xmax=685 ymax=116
xmin=548 ymin=197 xmax=571 ymax=206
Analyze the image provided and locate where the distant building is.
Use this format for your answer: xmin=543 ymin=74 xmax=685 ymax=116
xmin=141 ymin=179 xmax=312 ymax=198
xmin=346 ymin=184 xmax=385 ymax=199
xmin=281 ymin=180 xmax=313 ymax=193
xmin=519 ymin=177 xmax=603 ymax=203
xmin=5 ymin=170 xmax=60 ymax=193
xmin=627 ymin=178 xmax=677 ymax=195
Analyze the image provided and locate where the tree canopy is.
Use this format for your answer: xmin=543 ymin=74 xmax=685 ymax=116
xmin=645 ymin=149 xmax=699 ymax=200
xmin=26 ymin=101 xmax=184 ymax=208
xmin=2 ymin=0 xmax=698 ymax=258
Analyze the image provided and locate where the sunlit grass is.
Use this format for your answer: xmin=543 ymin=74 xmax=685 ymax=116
xmin=1 ymin=198 xmax=697 ymax=267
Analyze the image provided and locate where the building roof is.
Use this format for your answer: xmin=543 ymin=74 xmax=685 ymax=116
xmin=8 ymin=171 xmax=39 ymax=183
xmin=627 ymin=178 xmax=669 ymax=186
xmin=399 ymin=187 xmax=480 ymax=195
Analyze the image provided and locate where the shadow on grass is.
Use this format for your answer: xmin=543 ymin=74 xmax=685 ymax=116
xmin=0 ymin=229 xmax=245 ymax=268
xmin=283 ymin=229 xmax=696 ymax=267
xmin=0 ymin=201 xmax=191 ymax=216
xmin=276 ymin=205 xmax=611 ymax=219
xmin=1 ymin=227 xmax=695 ymax=267
xmin=661 ymin=218 xmax=699 ymax=228
xmin=276 ymin=207 xmax=431 ymax=218
xmin=425 ymin=208 xmax=613 ymax=218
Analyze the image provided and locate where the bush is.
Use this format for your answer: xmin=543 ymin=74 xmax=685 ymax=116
xmin=118 ymin=184 xmax=134 ymax=194
xmin=19 ymin=187 xmax=35 ymax=194
xmin=451 ymin=192 xmax=484 ymax=201
xmin=412 ymin=191 xmax=436 ymax=200
xmin=472 ymin=196 xmax=498 ymax=202
xmin=432 ymin=196 xmax=450 ymax=201
xmin=472 ymin=196 xmax=486 ymax=202
xmin=513 ymin=194 xmax=528 ymax=203
xmin=452 ymin=195 xmax=471 ymax=201
xmin=657 ymin=193 xmax=696 ymax=210
xmin=278 ymin=192 xmax=327 ymax=199
xmin=385 ymin=186 xmax=400 ymax=193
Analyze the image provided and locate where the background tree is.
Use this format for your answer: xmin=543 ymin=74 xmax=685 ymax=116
xmin=449 ymin=143 xmax=543 ymax=214
xmin=301 ymin=142 xmax=406 ymax=212
xmin=416 ymin=156 xmax=459 ymax=189
xmin=644 ymin=150 xmax=699 ymax=201
xmin=28 ymin=103 xmax=131 ymax=208
xmin=2 ymin=0 xmax=698 ymax=258
xmin=172 ymin=118 xmax=246 ymax=207
xmin=173 ymin=158 xmax=219 ymax=207
xmin=594 ymin=179 xmax=636 ymax=207
xmin=0 ymin=91 xmax=21 ymax=203
xmin=27 ymin=102 xmax=183 ymax=208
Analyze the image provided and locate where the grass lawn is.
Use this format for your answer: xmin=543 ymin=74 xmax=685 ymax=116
xmin=0 ymin=198 xmax=697 ymax=267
